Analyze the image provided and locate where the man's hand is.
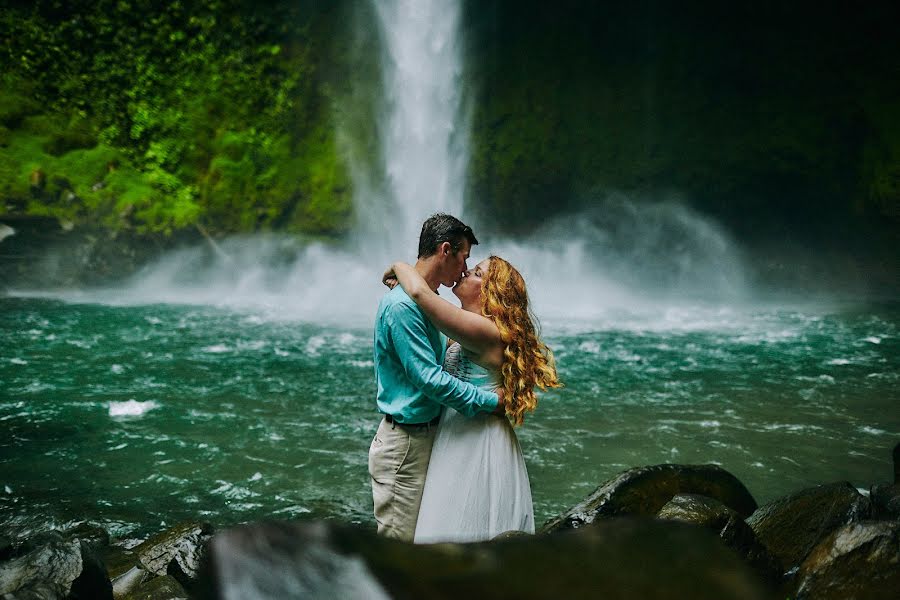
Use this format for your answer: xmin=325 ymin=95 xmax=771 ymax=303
xmin=382 ymin=266 xmax=398 ymax=289
xmin=492 ymin=387 xmax=507 ymax=416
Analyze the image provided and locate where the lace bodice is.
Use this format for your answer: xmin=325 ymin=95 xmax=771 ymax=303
xmin=443 ymin=342 xmax=499 ymax=390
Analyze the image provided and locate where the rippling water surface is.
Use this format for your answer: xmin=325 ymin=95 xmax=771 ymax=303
xmin=1 ymin=296 xmax=897 ymax=539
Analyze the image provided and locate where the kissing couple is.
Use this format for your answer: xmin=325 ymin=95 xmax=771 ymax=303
xmin=369 ymin=213 xmax=561 ymax=543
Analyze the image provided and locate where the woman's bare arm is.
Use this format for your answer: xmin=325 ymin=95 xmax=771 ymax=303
xmin=387 ymin=262 xmax=502 ymax=354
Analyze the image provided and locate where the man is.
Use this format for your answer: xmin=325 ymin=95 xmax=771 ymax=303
xmin=369 ymin=213 xmax=504 ymax=541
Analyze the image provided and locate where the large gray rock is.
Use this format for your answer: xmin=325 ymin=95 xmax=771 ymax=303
xmin=794 ymin=520 xmax=900 ymax=600
xmin=111 ymin=565 xmax=153 ymax=599
xmin=0 ymin=537 xmax=112 ymax=600
xmin=122 ymin=574 xmax=189 ymax=600
xmin=746 ymin=481 xmax=869 ymax=571
xmin=657 ymin=493 xmax=781 ymax=585
xmin=541 ymin=464 xmax=757 ymax=532
xmin=63 ymin=523 xmax=110 ymax=554
xmin=134 ymin=521 xmax=213 ymax=591
xmin=870 ymin=483 xmax=900 ymax=520
xmin=197 ymin=518 xmax=771 ymax=600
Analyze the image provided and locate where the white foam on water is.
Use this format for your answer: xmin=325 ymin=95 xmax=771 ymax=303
xmin=272 ymin=505 xmax=312 ymax=516
xmin=249 ymin=472 xmax=263 ymax=482
xmin=863 ymin=336 xmax=882 ymax=344
xmin=859 ymin=426 xmax=888 ymax=435
xmin=239 ymin=340 xmax=266 ymax=351
xmin=110 ymin=364 xmax=125 ymax=374
xmin=202 ymin=344 xmax=231 ymax=354
xmin=578 ymin=341 xmax=601 ymax=354
xmin=305 ymin=336 xmax=326 ymax=355
xmin=210 ymin=480 xmax=258 ymax=500
xmin=10 ymin=358 xmax=27 ymax=365
xmin=4 ymin=486 xmax=11 ymax=494
xmin=109 ymin=400 xmax=160 ymax=418
xmin=24 ymin=381 xmax=54 ymax=393
xmin=826 ymin=358 xmax=852 ymax=366
xmin=349 ymin=359 xmax=374 ymax=368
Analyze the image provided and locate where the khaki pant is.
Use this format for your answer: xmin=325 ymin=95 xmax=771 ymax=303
xmin=368 ymin=416 xmax=437 ymax=541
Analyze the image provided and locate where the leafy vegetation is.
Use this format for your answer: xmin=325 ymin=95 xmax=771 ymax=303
xmin=0 ymin=0 xmax=350 ymax=236
xmin=0 ymin=0 xmax=897 ymax=252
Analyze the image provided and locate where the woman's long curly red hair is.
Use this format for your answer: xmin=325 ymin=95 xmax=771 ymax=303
xmin=481 ymin=256 xmax=561 ymax=425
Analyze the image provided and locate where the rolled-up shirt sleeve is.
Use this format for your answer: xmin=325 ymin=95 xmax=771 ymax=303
xmin=387 ymin=302 xmax=499 ymax=417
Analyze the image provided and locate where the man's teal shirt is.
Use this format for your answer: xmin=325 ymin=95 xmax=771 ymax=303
xmin=374 ymin=286 xmax=499 ymax=423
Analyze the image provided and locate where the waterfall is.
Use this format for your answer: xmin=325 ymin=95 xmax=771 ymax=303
xmin=14 ymin=0 xmax=752 ymax=325
xmin=350 ymin=0 xmax=471 ymax=256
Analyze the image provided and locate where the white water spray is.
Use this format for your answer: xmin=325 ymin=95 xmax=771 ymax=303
xmin=351 ymin=0 xmax=471 ymax=253
xmin=15 ymin=0 xmax=752 ymax=328
xmin=0 ymin=223 xmax=14 ymax=243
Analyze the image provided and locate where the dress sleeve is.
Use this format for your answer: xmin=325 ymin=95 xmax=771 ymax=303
xmin=387 ymin=302 xmax=499 ymax=417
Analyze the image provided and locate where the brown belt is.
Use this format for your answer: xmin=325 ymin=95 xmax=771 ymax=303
xmin=384 ymin=414 xmax=440 ymax=428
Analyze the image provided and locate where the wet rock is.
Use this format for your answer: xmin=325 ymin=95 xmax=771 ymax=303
xmin=746 ymin=481 xmax=869 ymax=572
xmin=0 ymin=540 xmax=79 ymax=599
xmin=894 ymin=441 xmax=900 ymax=483
xmin=102 ymin=544 xmax=139 ymax=582
xmin=0 ymin=535 xmax=13 ymax=562
xmin=64 ymin=522 xmax=111 ymax=553
xmin=541 ymin=464 xmax=757 ymax=533
xmin=12 ymin=530 xmax=66 ymax=556
xmin=198 ymin=518 xmax=770 ymax=600
xmin=794 ymin=520 xmax=900 ymax=600
xmin=3 ymin=580 xmax=69 ymax=599
xmin=134 ymin=521 xmax=213 ymax=591
xmin=870 ymin=483 xmax=900 ymax=519
xmin=0 ymin=537 xmax=112 ymax=599
xmin=657 ymin=493 xmax=782 ymax=585
xmin=70 ymin=539 xmax=114 ymax=600
xmin=112 ymin=565 xmax=152 ymax=599
xmin=122 ymin=574 xmax=189 ymax=600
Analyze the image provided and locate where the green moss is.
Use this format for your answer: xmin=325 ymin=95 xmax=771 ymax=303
xmin=293 ymin=123 xmax=352 ymax=234
xmin=0 ymin=85 xmax=39 ymax=128
xmin=0 ymin=2 xmax=353 ymax=236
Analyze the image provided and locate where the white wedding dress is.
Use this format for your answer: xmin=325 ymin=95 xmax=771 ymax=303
xmin=414 ymin=342 xmax=535 ymax=543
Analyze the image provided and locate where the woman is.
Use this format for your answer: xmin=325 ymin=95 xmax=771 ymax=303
xmin=384 ymin=256 xmax=560 ymax=543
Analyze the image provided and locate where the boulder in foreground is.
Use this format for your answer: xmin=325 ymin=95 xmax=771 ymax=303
xmin=657 ymin=493 xmax=781 ymax=585
xmin=541 ymin=464 xmax=757 ymax=533
xmin=198 ymin=517 xmax=771 ymax=600
xmin=794 ymin=520 xmax=900 ymax=600
xmin=746 ymin=481 xmax=869 ymax=570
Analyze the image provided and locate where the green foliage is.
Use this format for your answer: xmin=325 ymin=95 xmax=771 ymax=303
xmin=0 ymin=0 xmax=352 ymax=236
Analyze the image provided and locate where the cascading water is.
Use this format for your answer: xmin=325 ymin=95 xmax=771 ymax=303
xmin=359 ymin=0 xmax=471 ymax=249
xmin=13 ymin=0 xmax=750 ymax=325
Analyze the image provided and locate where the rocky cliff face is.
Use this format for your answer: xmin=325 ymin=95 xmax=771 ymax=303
xmin=462 ymin=0 xmax=899 ymax=279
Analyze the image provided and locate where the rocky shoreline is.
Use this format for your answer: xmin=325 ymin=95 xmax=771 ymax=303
xmin=0 ymin=216 xmax=205 ymax=291
xmin=2 ymin=444 xmax=898 ymax=599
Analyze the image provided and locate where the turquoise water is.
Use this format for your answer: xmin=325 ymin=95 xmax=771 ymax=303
xmin=1 ymin=296 xmax=897 ymax=540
